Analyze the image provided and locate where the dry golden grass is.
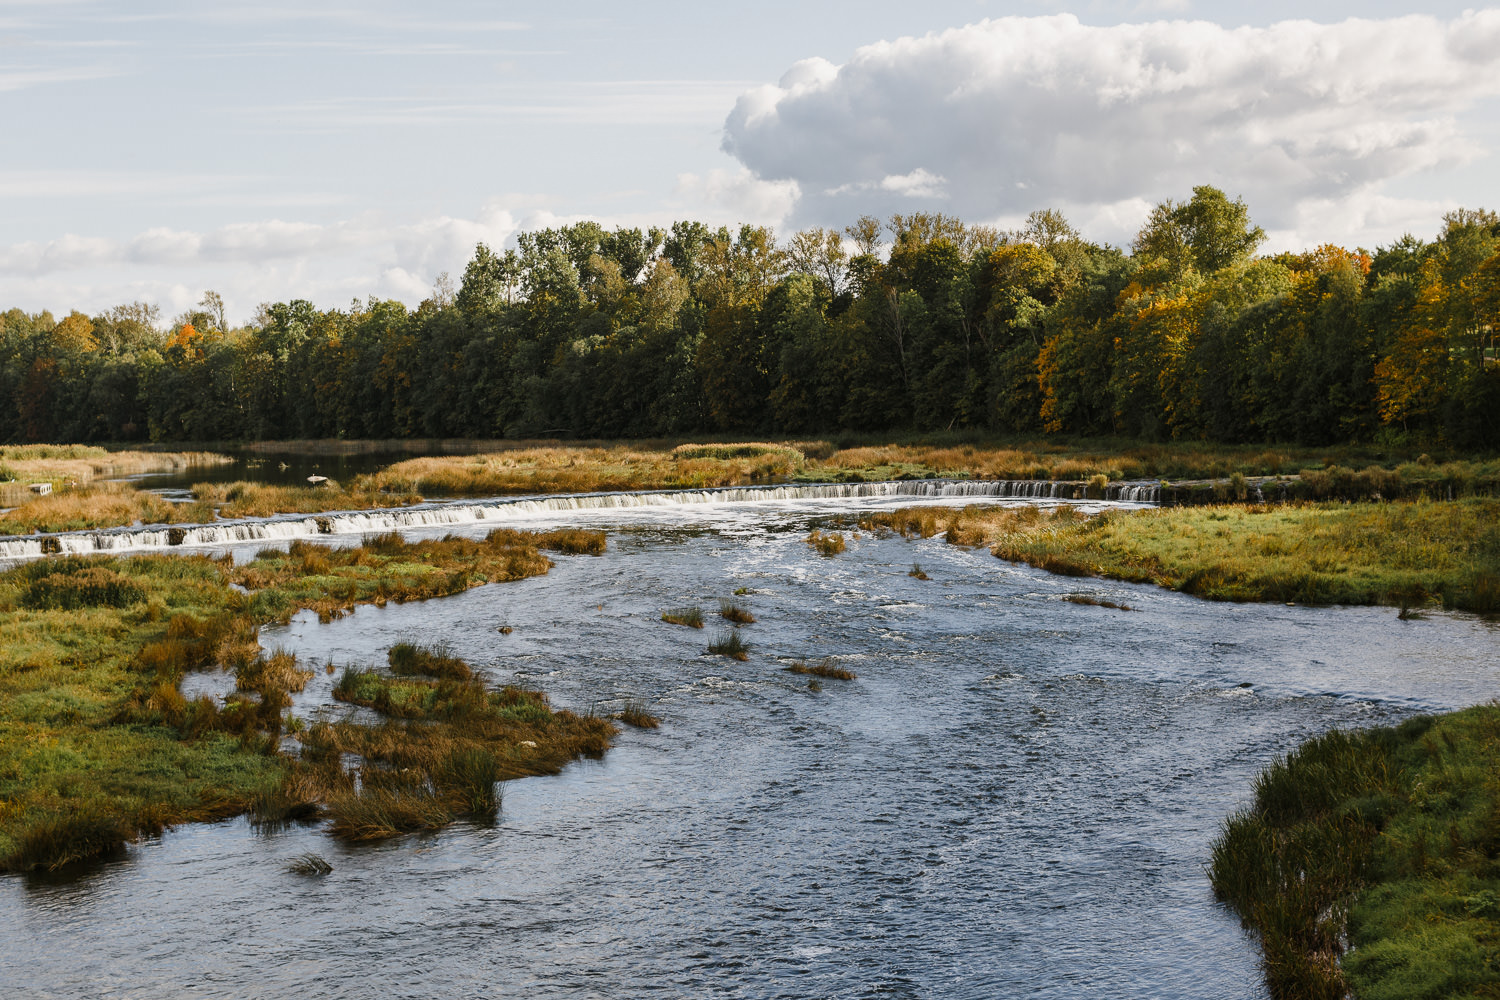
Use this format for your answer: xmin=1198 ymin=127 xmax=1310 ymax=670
xmin=0 ymin=448 xmax=230 ymax=506
xmin=359 ymin=443 xmax=805 ymax=496
xmin=784 ymin=659 xmax=856 ymax=680
xmin=0 ymin=482 xmax=214 ymax=535
xmin=192 ymin=481 xmax=422 ymax=519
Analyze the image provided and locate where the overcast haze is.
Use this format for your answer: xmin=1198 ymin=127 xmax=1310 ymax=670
xmin=3 ymin=0 xmax=1497 ymax=321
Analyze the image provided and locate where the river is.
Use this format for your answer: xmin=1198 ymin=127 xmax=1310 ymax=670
xmin=3 ymin=493 xmax=1497 ymax=999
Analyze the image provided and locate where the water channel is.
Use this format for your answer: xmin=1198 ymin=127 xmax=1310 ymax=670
xmin=4 ymin=493 xmax=1497 ymax=998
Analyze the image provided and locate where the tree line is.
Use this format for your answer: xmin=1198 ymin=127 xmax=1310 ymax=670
xmin=2 ymin=186 xmax=1497 ymax=448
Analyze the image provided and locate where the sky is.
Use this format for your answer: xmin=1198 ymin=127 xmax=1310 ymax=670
xmin=2 ymin=0 xmax=1498 ymax=322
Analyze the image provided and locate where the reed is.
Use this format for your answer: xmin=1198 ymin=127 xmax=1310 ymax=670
xmin=718 ymin=600 xmax=756 ymax=624
xmin=708 ymin=630 xmax=750 ymax=661
xmin=661 ymin=606 xmax=704 ymax=628
xmin=908 ymin=563 xmax=930 ymax=580
xmin=784 ymin=659 xmax=856 ymax=681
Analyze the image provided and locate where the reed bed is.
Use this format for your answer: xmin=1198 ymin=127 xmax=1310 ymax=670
xmin=863 ymin=499 xmax=1500 ymax=614
xmin=0 ymin=527 xmax=613 ymax=871
xmin=0 ymin=481 xmax=210 ymax=535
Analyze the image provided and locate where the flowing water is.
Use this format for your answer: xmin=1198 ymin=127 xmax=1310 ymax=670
xmin=4 ymin=494 xmax=1498 ymax=999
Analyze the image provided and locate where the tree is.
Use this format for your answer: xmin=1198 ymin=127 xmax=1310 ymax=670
xmin=1134 ymin=186 xmax=1266 ymax=276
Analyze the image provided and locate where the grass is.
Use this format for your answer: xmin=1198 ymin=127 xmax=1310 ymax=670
xmin=320 ymin=665 xmax=613 ymax=839
xmin=1209 ymin=706 xmax=1500 ymax=999
xmin=286 ymin=852 xmax=332 ymax=875
xmin=1063 ymin=594 xmax=1134 ymax=611
xmin=862 ymin=499 xmax=1500 ymax=614
xmin=0 ymin=447 xmax=230 ymax=506
xmin=661 ymin=606 xmax=704 ymax=628
xmin=718 ymin=599 xmax=755 ymax=624
xmin=784 ymin=659 xmax=856 ymax=681
xmin=909 ymin=563 xmax=930 ymax=580
xmin=708 ymin=630 xmax=750 ymax=662
xmin=615 ymin=699 xmax=661 ymax=729
xmin=806 ymin=530 xmax=846 ymax=556
xmin=0 ymin=527 xmax=610 ymax=871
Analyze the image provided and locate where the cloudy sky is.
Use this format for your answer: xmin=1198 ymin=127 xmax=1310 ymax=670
xmin=3 ymin=0 xmax=1497 ymax=321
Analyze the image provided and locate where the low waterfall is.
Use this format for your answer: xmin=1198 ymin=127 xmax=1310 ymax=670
xmin=0 ymin=478 xmax=1163 ymax=561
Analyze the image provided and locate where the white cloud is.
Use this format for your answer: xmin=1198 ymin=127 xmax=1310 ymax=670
xmin=722 ymin=11 xmax=1500 ymax=244
xmin=673 ymin=168 xmax=800 ymax=226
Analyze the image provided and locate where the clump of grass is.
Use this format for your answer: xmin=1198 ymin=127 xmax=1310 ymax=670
xmin=734 ymin=586 xmax=750 ymax=595
xmin=286 ymin=852 xmax=333 ymax=875
xmin=2 ymin=804 xmax=131 ymax=872
xmin=388 ymin=641 xmax=473 ymax=682
xmin=806 ymin=529 xmax=846 ymax=556
xmin=784 ymin=659 xmax=856 ymax=681
xmin=708 ymin=630 xmax=749 ymax=661
xmin=909 ymin=563 xmax=930 ymax=581
xmin=719 ymin=599 xmax=755 ymax=624
xmin=21 ymin=565 xmax=147 ymax=610
xmin=661 ymin=606 xmax=704 ymax=628
xmin=615 ymin=699 xmax=661 ymax=729
xmin=1063 ymin=593 xmax=1134 ymax=611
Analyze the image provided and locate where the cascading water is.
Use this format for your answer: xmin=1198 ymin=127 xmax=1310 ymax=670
xmin=0 ymin=479 xmax=1165 ymax=561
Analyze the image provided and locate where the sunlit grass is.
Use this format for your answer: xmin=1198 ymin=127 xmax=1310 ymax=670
xmin=863 ymin=499 xmax=1500 ymax=614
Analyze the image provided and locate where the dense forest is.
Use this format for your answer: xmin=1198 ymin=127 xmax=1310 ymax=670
xmin=2 ymin=186 xmax=1497 ymax=448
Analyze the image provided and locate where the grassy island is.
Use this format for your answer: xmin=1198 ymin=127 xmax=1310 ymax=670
xmin=1210 ymin=706 xmax=1500 ymax=999
xmin=863 ymin=499 xmax=1500 ymax=614
xmin=0 ymin=527 xmax=612 ymax=871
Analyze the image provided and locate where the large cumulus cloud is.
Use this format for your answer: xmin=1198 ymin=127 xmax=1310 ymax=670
xmin=722 ymin=12 xmax=1500 ymax=237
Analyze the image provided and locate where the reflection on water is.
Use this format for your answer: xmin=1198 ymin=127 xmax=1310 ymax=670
xmin=3 ymin=500 xmax=1497 ymax=999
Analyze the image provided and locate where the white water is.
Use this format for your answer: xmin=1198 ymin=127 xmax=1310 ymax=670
xmin=0 ymin=479 xmax=1163 ymax=561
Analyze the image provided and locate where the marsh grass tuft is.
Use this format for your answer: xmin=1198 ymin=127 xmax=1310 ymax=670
xmin=806 ymin=530 xmax=846 ymax=556
xmin=286 ymin=852 xmax=333 ymax=875
xmin=1063 ymin=593 xmax=1134 ymax=611
xmin=615 ymin=699 xmax=661 ymax=729
xmin=388 ymin=642 xmax=473 ymax=682
xmin=718 ymin=600 xmax=755 ymax=624
xmin=661 ymin=606 xmax=704 ymax=628
xmin=784 ymin=659 xmax=856 ymax=681
xmin=708 ymin=630 xmax=749 ymax=661
xmin=908 ymin=563 xmax=930 ymax=581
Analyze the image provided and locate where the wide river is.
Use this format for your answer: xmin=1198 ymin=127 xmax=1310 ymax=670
xmin=4 ymin=494 xmax=1498 ymax=999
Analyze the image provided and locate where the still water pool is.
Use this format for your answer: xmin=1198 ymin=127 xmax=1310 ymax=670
xmin=4 ymin=496 xmax=1496 ymax=999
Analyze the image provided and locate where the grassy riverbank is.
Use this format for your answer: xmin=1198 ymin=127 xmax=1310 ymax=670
xmin=2 ymin=437 xmax=1496 ymax=536
xmin=1210 ymin=706 xmax=1500 ymax=999
xmin=862 ymin=499 xmax=1500 ymax=614
xmin=0 ymin=527 xmax=611 ymax=872
xmin=0 ymin=446 xmax=230 ymax=507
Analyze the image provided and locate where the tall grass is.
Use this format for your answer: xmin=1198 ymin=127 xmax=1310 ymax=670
xmin=806 ymin=530 xmax=846 ymax=556
xmin=1210 ymin=708 xmax=1500 ymax=999
xmin=718 ymin=600 xmax=755 ymax=624
xmin=661 ymin=606 xmax=704 ymax=628
xmin=708 ymin=631 xmax=749 ymax=661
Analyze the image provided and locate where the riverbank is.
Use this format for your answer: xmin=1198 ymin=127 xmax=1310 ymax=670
xmin=862 ymin=499 xmax=1500 ymax=615
xmin=0 ymin=527 xmax=612 ymax=872
xmin=1209 ymin=705 xmax=1500 ymax=999
xmin=0 ymin=446 xmax=230 ymax=506
xmin=2 ymin=438 xmax=1496 ymax=536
